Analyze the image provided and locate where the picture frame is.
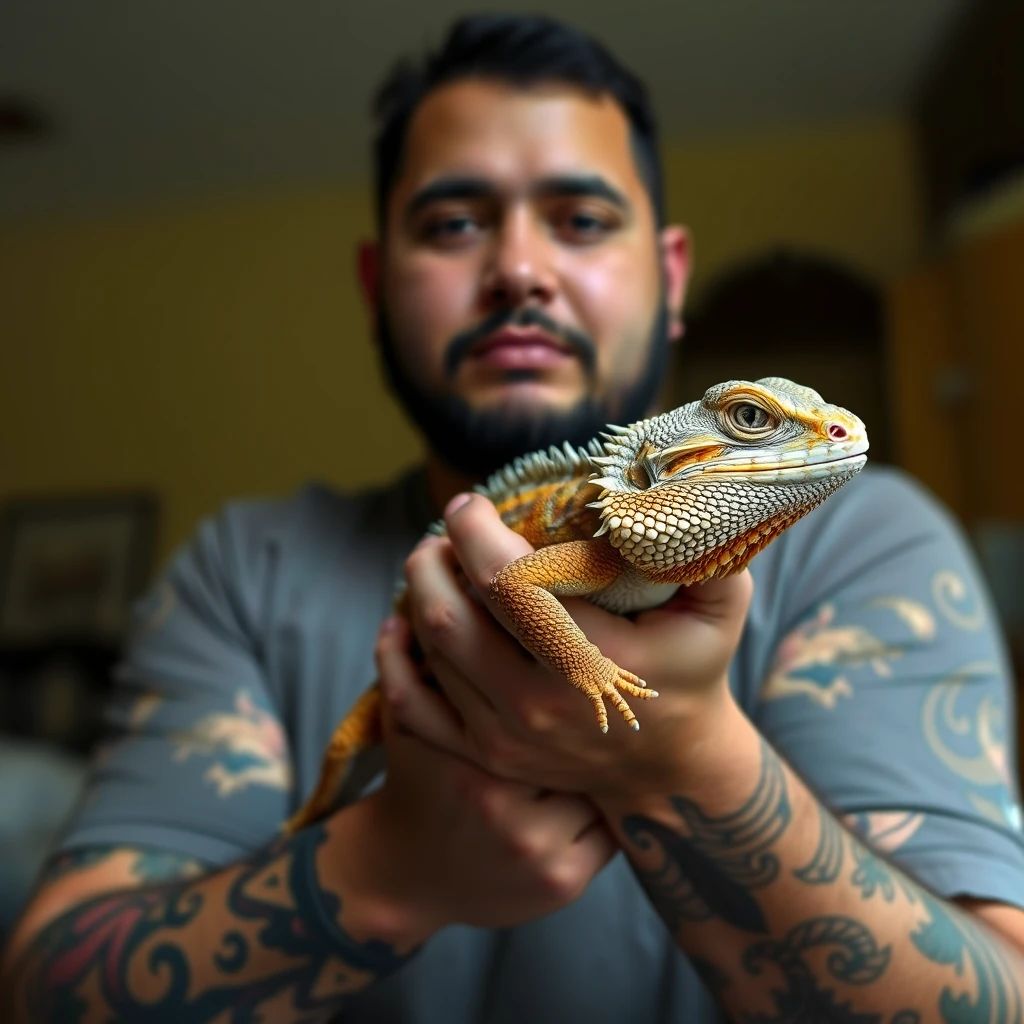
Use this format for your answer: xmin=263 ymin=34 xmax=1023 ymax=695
xmin=0 ymin=491 xmax=158 ymax=649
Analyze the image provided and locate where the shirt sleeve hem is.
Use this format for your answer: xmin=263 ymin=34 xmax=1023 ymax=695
xmin=51 ymin=823 xmax=254 ymax=868
xmin=897 ymin=851 xmax=1024 ymax=911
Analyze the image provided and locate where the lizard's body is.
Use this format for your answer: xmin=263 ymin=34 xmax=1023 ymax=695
xmin=284 ymin=377 xmax=868 ymax=833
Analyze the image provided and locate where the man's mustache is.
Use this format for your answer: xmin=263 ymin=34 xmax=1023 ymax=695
xmin=443 ymin=307 xmax=597 ymax=379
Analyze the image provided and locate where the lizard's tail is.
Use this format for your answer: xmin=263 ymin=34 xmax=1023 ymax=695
xmin=281 ymin=684 xmax=384 ymax=835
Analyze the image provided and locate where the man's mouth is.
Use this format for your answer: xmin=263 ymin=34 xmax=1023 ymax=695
xmin=468 ymin=327 xmax=576 ymax=372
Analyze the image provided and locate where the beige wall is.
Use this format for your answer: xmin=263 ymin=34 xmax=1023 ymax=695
xmin=0 ymin=114 xmax=924 ymax=567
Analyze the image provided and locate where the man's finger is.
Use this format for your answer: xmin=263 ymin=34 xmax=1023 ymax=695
xmin=404 ymin=521 xmax=533 ymax=723
xmin=444 ymin=493 xmax=535 ymax=606
xmin=376 ymin=615 xmax=468 ymax=757
xmin=627 ymin=570 xmax=754 ymax=684
xmin=570 ymin=820 xmax=618 ymax=877
xmin=639 ymin=569 xmax=754 ymax=633
xmin=403 ymin=528 xmax=510 ymax=683
xmin=532 ymin=791 xmax=605 ymax=843
xmin=659 ymin=569 xmax=754 ymax=617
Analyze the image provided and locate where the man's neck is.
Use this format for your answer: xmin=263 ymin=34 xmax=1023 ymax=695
xmin=424 ymin=452 xmax=484 ymax=518
xmin=421 ymin=396 xmax=671 ymax=517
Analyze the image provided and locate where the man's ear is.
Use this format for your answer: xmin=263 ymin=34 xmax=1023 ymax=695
xmin=659 ymin=226 xmax=691 ymax=341
xmin=358 ymin=240 xmax=381 ymax=318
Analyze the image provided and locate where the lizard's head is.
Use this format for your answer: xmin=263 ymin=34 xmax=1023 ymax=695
xmin=585 ymin=377 xmax=869 ymax=575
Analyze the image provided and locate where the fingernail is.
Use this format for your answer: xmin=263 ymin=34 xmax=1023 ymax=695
xmin=380 ymin=615 xmax=401 ymax=633
xmin=444 ymin=492 xmax=472 ymax=518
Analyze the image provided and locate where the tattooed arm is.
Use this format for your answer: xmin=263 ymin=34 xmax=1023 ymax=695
xmin=0 ymin=802 xmax=422 ymax=1024
xmin=600 ymin=700 xmax=1024 ymax=1024
xmin=0 ymin=620 xmax=615 ymax=1023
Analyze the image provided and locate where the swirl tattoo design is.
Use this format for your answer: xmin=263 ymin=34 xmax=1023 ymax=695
xmin=622 ymin=739 xmax=791 ymax=934
xmin=12 ymin=825 xmax=412 ymax=1022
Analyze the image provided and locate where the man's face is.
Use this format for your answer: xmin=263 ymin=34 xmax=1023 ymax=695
xmin=366 ymin=77 xmax=688 ymax=476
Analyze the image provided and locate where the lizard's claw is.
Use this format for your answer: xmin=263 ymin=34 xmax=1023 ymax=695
xmin=571 ymin=651 xmax=658 ymax=733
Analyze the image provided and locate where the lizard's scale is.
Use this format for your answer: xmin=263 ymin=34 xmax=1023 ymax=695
xmin=283 ymin=377 xmax=869 ymax=834
xmin=434 ymin=437 xmax=605 ymax=547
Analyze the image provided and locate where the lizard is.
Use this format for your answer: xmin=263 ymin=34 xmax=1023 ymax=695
xmin=283 ymin=376 xmax=868 ymax=834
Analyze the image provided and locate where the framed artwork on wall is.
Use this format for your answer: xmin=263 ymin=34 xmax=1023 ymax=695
xmin=0 ymin=491 xmax=158 ymax=649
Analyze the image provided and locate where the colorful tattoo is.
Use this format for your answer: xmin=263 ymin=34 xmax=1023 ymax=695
xmin=39 ymin=846 xmax=205 ymax=888
xmin=12 ymin=824 xmax=413 ymax=1022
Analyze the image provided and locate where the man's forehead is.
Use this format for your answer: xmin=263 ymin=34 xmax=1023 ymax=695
xmin=394 ymin=78 xmax=641 ymax=198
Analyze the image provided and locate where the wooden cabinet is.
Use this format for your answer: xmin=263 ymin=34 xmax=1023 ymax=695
xmin=887 ymin=219 xmax=1024 ymax=684
xmin=887 ymin=220 xmax=1024 ymax=527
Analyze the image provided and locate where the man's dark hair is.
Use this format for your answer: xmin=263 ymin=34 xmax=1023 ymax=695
xmin=371 ymin=13 xmax=665 ymax=230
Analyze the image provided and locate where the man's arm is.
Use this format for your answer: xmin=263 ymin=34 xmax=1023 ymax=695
xmin=601 ymin=699 xmax=1024 ymax=1022
xmin=397 ymin=488 xmax=1024 ymax=1021
xmin=0 ymin=615 xmax=616 ymax=1024
xmin=0 ymin=808 xmax=421 ymax=1024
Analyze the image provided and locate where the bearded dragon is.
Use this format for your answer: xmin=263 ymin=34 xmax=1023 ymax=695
xmin=283 ymin=376 xmax=868 ymax=834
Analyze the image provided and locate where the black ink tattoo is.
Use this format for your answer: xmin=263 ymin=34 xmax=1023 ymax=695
xmin=849 ymin=846 xmax=897 ymax=903
xmin=911 ymin=893 xmax=1022 ymax=1024
xmin=742 ymin=916 xmax=908 ymax=1024
xmin=688 ymin=954 xmax=731 ymax=998
xmin=794 ymin=803 xmax=845 ymax=886
xmin=622 ymin=739 xmax=791 ymax=934
xmin=793 ymin=808 xmax=911 ymax=906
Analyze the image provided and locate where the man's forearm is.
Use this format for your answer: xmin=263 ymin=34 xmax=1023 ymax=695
xmin=1 ymin=802 xmax=422 ymax=1023
xmin=600 ymin=702 xmax=1024 ymax=1023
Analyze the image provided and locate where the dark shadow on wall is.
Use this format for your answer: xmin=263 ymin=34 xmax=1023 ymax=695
xmin=669 ymin=249 xmax=893 ymax=465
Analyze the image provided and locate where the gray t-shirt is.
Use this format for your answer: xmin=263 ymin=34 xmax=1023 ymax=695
xmin=56 ymin=465 xmax=1024 ymax=1022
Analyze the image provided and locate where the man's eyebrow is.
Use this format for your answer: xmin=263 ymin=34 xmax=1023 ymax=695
xmin=404 ymin=174 xmax=630 ymax=218
xmin=405 ymin=177 xmax=497 ymax=217
xmin=534 ymin=175 xmax=630 ymax=210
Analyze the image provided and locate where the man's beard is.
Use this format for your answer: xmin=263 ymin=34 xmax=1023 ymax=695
xmin=375 ymin=302 xmax=671 ymax=480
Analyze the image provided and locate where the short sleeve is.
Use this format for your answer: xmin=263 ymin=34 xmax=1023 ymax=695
xmin=753 ymin=468 xmax=1024 ymax=906
xmin=53 ymin=504 xmax=293 ymax=867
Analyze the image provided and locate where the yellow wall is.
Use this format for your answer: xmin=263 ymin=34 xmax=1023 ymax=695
xmin=666 ymin=115 xmax=924 ymax=293
xmin=0 ymin=114 xmax=924 ymax=567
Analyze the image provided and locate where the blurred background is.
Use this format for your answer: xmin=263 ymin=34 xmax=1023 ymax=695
xmin=0 ymin=0 xmax=1021 ymax=934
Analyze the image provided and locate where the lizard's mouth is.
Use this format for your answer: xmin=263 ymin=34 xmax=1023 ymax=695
xmin=659 ymin=438 xmax=869 ymax=482
xmin=588 ymin=428 xmax=869 ymax=497
xmin=705 ymin=448 xmax=868 ymax=478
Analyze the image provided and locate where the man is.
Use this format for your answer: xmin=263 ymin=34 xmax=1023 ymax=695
xmin=3 ymin=14 xmax=1024 ymax=1022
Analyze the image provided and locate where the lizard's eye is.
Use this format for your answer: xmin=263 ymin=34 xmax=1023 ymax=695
xmin=726 ymin=402 xmax=775 ymax=436
xmin=626 ymin=461 xmax=653 ymax=489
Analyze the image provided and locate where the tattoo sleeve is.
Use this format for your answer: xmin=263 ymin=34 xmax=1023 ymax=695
xmin=2 ymin=824 xmax=416 ymax=1023
xmin=615 ymin=725 xmax=1024 ymax=1024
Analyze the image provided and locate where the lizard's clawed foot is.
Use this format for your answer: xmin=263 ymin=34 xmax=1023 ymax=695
xmin=573 ymin=652 xmax=658 ymax=733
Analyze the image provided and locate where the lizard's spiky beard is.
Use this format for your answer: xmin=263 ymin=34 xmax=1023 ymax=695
xmin=374 ymin=300 xmax=672 ymax=480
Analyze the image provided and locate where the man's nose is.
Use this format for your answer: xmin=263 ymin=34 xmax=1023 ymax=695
xmin=480 ymin=207 xmax=557 ymax=307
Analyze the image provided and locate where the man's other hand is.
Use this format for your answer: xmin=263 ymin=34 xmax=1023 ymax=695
xmin=388 ymin=493 xmax=752 ymax=802
xmin=358 ymin=614 xmax=617 ymax=942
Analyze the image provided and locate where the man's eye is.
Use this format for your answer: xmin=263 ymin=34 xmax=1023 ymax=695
xmin=570 ymin=213 xmax=605 ymax=232
xmin=556 ymin=208 xmax=615 ymax=241
xmin=423 ymin=215 xmax=480 ymax=241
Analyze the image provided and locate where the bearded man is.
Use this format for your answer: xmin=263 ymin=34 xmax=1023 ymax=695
xmin=4 ymin=14 xmax=1024 ymax=1024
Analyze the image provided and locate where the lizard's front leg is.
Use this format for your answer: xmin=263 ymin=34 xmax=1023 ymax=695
xmin=489 ymin=539 xmax=657 ymax=733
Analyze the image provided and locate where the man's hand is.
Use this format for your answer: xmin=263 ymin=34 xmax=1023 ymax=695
xmin=357 ymin=613 xmax=617 ymax=943
xmin=385 ymin=493 xmax=753 ymax=802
